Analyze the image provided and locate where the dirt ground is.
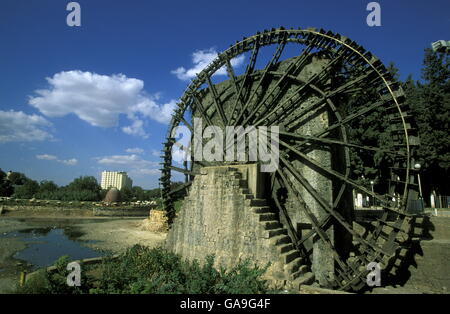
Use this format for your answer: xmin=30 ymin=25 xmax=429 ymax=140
xmin=75 ymin=218 xmax=167 ymax=253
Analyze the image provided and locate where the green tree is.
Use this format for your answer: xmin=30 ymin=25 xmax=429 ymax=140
xmin=408 ymin=48 xmax=450 ymax=196
xmin=39 ymin=180 xmax=58 ymax=192
xmin=146 ymin=187 xmax=161 ymax=199
xmin=334 ymin=62 xmax=398 ymax=193
xmin=7 ymin=171 xmax=28 ymax=185
xmin=67 ymin=176 xmax=100 ymax=192
xmin=0 ymin=169 xmax=14 ymax=197
xmin=131 ymin=186 xmax=145 ymax=200
xmin=35 ymin=180 xmax=60 ymax=200
xmin=14 ymin=179 xmax=40 ymax=199
xmin=120 ymin=186 xmax=133 ymax=202
xmin=57 ymin=176 xmax=102 ymax=201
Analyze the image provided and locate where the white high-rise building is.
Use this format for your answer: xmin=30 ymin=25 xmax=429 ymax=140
xmin=100 ymin=171 xmax=133 ymax=190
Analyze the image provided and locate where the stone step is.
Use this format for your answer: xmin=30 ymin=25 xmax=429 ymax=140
xmin=282 ymin=250 xmax=300 ymax=264
xmin=290 ymin=265 xmax=309 ymax=280
xmin=253 ymin=206 xmax=272 ymax=214
xmin=246 ymin=198 xmax=267 ymax=207
xmin=231 ymin=178 xmax=245 ymax=187
xmin=238 ymin=179 xmax=248 ymax=187
xmin=270 ymin=234 xmax=291 ymax=246
xmin=229 ymin=172 xmax=241 ymax=179
xmin=267 ymin=228 xmax=288 ymax=238
xmin=278 ymin=243 xmax=294 ymax=254
xmin=244 ymin=194 xmax=254 ymax=200
xmin=290 ymin=272 xmax=315 ymax=289
xmin=259 ymin=213 xmax=277 ymax=222
xmin=285 ymin=257 xmax=304 ymax=274
xmin=262 ymin=220 xmax=282 ymax=230
xmin=240 ymin=188 xmax=251 ymax=194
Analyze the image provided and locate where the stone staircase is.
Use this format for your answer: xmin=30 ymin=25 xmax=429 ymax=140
xmin=230 ymin=169 xmax=315 ymax=289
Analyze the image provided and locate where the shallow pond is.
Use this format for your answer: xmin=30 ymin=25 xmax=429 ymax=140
xmin=0 ymin=220 xmax=110 ymax=270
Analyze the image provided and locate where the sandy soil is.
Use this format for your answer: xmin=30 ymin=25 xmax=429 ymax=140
xmin=75 ymin=219 xmax=167 ymax=253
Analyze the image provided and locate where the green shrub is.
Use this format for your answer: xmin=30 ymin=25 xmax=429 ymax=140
xmin=92 ymin=245 xmax=271 ymax=294
xmin=17 ymin=255 xmax=93 ymax=294
xmin=18 ymin=245 xmax=273 ymax=294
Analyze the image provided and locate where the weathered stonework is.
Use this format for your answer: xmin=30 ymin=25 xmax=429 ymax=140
xmin=283 ymin=55 xmax=336 ymax=287
xmin=165 ymin=164 xmax=314 ymax=289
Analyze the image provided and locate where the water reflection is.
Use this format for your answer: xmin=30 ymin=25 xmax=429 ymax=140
xmin=1 ymin=224 xmax=108 ymax=270
xmin=18 ymin=227 xmax=53 ymax=236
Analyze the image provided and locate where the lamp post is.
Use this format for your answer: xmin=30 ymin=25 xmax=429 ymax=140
xmin=414 ymin=163 xmax=427 ymax=214
xmin=370 ymin=180 xmax=374 ymax=207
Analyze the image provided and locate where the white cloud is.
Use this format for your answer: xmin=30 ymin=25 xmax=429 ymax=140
xmin=36 ymin=154 xmax=78 ymax=166
xmin=36 ymin=154 xmax=57 ymax=160
xmin=60 ymin=158 xmax=78 ymax=166
xmin=125 ymin=147 xmax=144 ymax=154
xmin=0 ymin=110 xmax=53 ymax=143
xmin=171 ymin=48 xmax=245 ymax=81
xmin=130 ymin=98 xmax=177 ymax=125
xmin=28 ymin=70 xmax=177 ymax=137
xmin=96 ymin=154 xmax=160 ymax=178
xmin=122 ymin=119 xmax=148 ymax=138
xmin=96 ymin=154 xmax=158 ymax=168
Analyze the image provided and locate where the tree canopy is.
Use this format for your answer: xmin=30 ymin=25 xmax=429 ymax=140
xmin=0 ymin=169 xmax=14 ymax=197
xmin=407 ymin=48 xmax=450 ymax=197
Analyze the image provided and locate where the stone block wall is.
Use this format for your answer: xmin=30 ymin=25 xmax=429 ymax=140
xmin=165 ymin=165 xmax=313 ymax=287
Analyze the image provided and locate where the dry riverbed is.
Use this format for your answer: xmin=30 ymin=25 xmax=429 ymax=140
xmin=75 ymin=218 xmax=167 ymax=253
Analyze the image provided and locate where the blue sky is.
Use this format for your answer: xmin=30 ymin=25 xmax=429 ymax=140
xmin=0 ymin=0 xmax=448 ymax=189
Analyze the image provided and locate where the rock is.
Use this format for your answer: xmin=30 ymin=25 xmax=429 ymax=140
xmin=140 ymin=210 xmax=168 ymax=233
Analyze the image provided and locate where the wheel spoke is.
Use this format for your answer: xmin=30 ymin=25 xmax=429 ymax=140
xmin=279 ymin=139 xmax=398 ymax=206
xmin=244 ymin=38 xmax=325 ymax=126
xmin=179 ymin=116 xmax=193 ymax=132
xmin=206 ymin=75 xmax=227 ymax=126
xmin=167 ymin=181 xmax=192 ymax=196
xmin=288 ymin=97 xmax=390 ymax=136
xmin=242 ymin=53 xmax=307 ymax=126
xmin=270 ymin=173 xmax=302 ymax=252
xmin=276 ymin=167 xmax=353 ymax=281
xmin=229 ymin=42 xmax=260 ymax=124
xmin=257 ymin=51 xmax=347 ymax=126
xmin=279 ymin=155 xmax=394 ymax=257
xmin=168 ymin=165 xmax=198 ymax=176
xmin=190 ymin=91 xmax=214 ymax=126
xmin=234 ymin=38 xmax=287 ymax=125
xmin=279 ymin=130 xmax=405 ymax=156
xmin=224 ymin=55 xmax=245 ymax=114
